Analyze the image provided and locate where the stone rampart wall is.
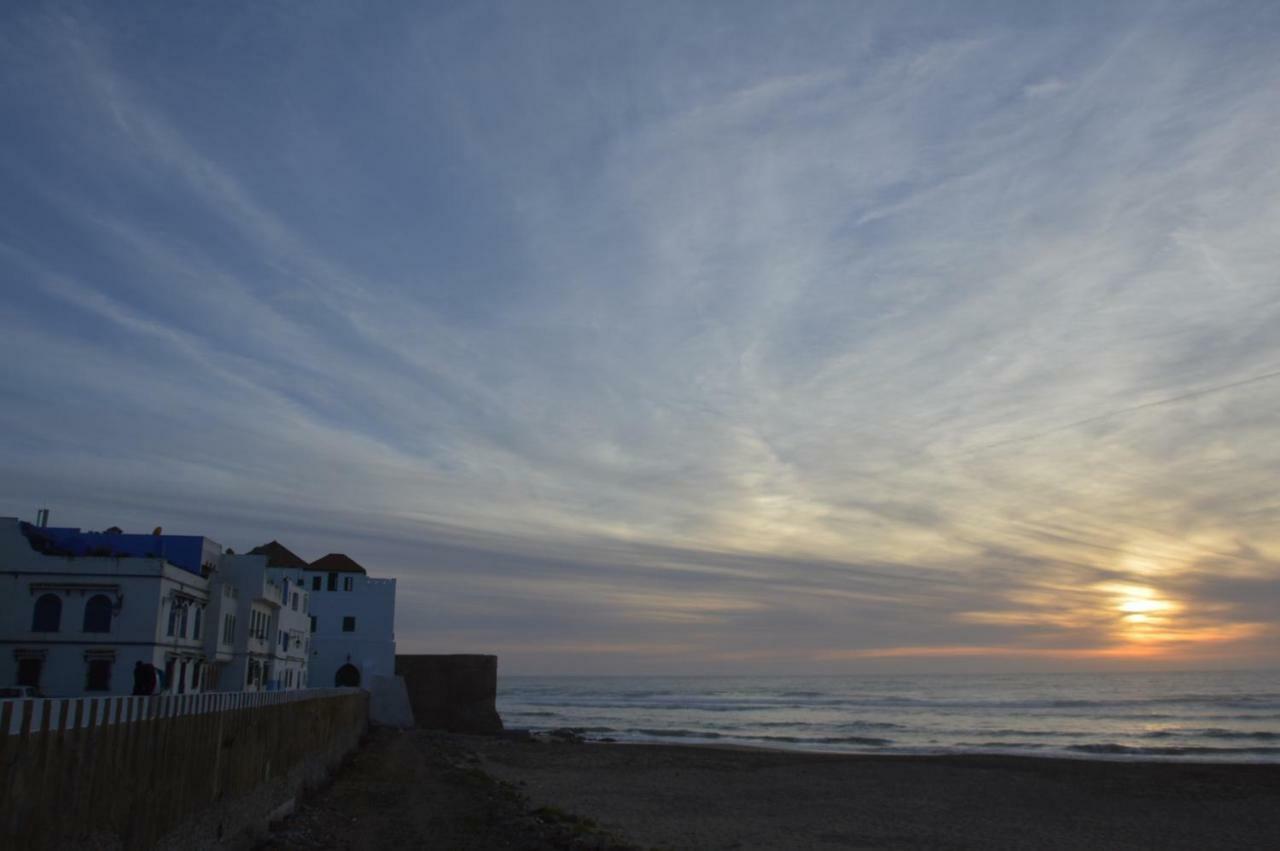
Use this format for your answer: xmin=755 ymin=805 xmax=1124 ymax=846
xmin=395 ymin=654 xmax=503 ymax=734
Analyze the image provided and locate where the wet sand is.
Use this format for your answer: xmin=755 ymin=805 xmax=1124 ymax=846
xmin=474 ymin=736 xmax=1280 ymax=850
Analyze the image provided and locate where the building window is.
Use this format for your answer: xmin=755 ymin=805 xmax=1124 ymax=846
xmin=342 ymin=616 xmax=356 ymax=633
xmin=312 ymin=575 xmax=321 ymax=591
xmin=163 ymin=659 xmax=175 ymax=691
xmin=309 ymin=615 xmax=317 ymax=633
xmin=167 ymin=604 xmax=177 ymax=637
xmin=86 ymin=659 xmax=112 ymax=691
xmin=177 ymin=659 xmax=188 ymax=694
xmin=32 ymin=594 xmax=62 ymax=632
xmin=83 ymin=594 xmax=113 ymax=633
xmin=327 ymin=572 xmax=338 ymax=591
xmin=291 ymin=592 xmax=299 ymax=611
xmin=17 ymin=657 xmax=42 ymax=688
xmin=343 ymin=576 xmax=353 ymax=591
xmin=192 ymin=606 xmax=202 ymax=640
xmin=222 ymin=613 xmax=234 ymax=644
xmin=178 ymin=604 xmax=189 ymax=638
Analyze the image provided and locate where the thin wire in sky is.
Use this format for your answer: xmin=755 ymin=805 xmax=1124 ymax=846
xmin=950 ymin=367 xmax=1280 ymax=459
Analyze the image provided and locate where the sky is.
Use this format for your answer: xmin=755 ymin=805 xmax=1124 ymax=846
xmin=2 ymin=1 xmax=1278 ymax=675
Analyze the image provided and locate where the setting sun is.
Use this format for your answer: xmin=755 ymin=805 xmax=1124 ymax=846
xmin=1117 ymin=596 xmax=1174 ymax=615
xmin=1091 ymin=582 xmax=1187 ymax=645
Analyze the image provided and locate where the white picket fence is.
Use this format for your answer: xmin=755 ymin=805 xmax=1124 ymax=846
xmin=1 ymin=687 xmax=361 ymax=735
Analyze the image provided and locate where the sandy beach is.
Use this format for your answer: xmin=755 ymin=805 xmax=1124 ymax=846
xmin=264 ymin=728 xmax=1280 ymax=850
xmin=475 ymin=736 xmax=1280 ymax=850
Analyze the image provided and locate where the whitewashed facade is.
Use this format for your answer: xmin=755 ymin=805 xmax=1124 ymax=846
xmin=250 ymin=543 xmax=396 ymax=689
xmin=208 ymin=554 xmax=311 ymax=693
xmin=0 ymin=517 xmax=217 ymax=697
xmin=0 ymin=517 xmax=316 ymax=697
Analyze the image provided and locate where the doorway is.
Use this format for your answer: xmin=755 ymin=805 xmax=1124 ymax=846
xmin=334 ymin=663 xmax=361 ymax=687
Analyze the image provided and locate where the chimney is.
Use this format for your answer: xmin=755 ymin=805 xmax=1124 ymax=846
xmin=35 ymin=508 xmax=49 ymax=528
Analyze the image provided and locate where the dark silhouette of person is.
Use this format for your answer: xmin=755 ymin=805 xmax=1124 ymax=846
xmin=132 ymin=661 xmax=148 ymax=695
xmin=132 ymin=661 xmax=158 ymax=696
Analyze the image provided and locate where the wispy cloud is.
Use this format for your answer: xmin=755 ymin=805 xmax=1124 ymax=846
xmin=2 ymin=1 xmax=1278 ymax=672
xmin=1023 ymin=77 xmax=1070 ymax=99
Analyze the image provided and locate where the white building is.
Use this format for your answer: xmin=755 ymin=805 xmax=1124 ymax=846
xmin=0 ymin=517 xmax=217 ymax=697
xmin=249 ymin=542 xmax=396 ymax=689
xmin=0 ymin=516 xmax=322 ymax=697
xmin=206 ymin=553 xmax=311 ymax=692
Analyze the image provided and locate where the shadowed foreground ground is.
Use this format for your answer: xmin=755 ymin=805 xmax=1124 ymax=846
xmin=263 ymin=729 xmax=1280 ymax=850
xmin=259 ymin=729 xmax=635 ymax=850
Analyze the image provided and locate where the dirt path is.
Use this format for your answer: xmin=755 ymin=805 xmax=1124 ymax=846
xmin=258 ymin=729 xmax=637 ymax=850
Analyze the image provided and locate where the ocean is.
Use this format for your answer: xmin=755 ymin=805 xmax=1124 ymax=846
xmin=497 ymin=669 xmax=1280 ymax=762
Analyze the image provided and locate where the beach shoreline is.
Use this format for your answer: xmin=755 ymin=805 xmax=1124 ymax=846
xmin=496 ymin=670 xmax=1280 ymax=766
xmin=261 ymin=728 xmax=1280 ymax=850
xmin=582 ymin=734 xmax=1280 ymax=765
xmin=476 ymin=733 xmax=1280 ymax=850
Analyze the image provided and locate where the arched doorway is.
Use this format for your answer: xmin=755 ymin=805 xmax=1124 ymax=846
xmin=335 ymin=663 xmax=361 ymax=687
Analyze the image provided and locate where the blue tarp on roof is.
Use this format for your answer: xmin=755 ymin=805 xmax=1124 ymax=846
xmin=20 ymin=524 xmax=215 ymax=576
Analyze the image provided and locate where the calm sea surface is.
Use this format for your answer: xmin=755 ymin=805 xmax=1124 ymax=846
xmin=497 ymin=670 xmax=1280 ymax=761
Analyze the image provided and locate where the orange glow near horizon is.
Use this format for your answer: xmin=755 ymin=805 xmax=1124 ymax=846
xmin=812 ymin=619 xmax=1273 ymax=664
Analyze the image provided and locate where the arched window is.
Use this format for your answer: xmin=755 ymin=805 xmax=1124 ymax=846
xmin=32 ymin=594 xmax=62 ymax=632
xmin=83 ymin=594 xmax=113 ymax=633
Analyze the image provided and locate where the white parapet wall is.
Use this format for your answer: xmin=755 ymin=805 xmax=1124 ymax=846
xmin=1 ymin=687 xmax=360 ymax=735
xmin=0 ymin=687 xmax=370 ymax=850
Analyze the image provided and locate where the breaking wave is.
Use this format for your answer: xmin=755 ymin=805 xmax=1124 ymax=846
xmin=499 ymin=671 xmax=1280 ymax=763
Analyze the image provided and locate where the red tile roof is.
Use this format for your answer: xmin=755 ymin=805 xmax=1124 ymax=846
xmin=308 ymin=553 xmax=367 ymax=574
xmin=248 ymin=540 xmax=309 ymax=568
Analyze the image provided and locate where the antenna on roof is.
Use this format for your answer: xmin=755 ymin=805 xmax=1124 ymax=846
xmin=35 ymin=508 xmax=49 ymax=528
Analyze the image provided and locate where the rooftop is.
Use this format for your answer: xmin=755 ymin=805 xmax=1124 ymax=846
xmin=18 ymin=522 xmax=217 ymax=576
xmin=308 ymin=553 xmax=367 ymax=574
xmin=249 ymin=540 xmax=309 ymax=569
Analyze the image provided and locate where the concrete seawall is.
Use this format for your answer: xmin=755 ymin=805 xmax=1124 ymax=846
xmin=0 ymin=689 xmax=368 ymax=849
